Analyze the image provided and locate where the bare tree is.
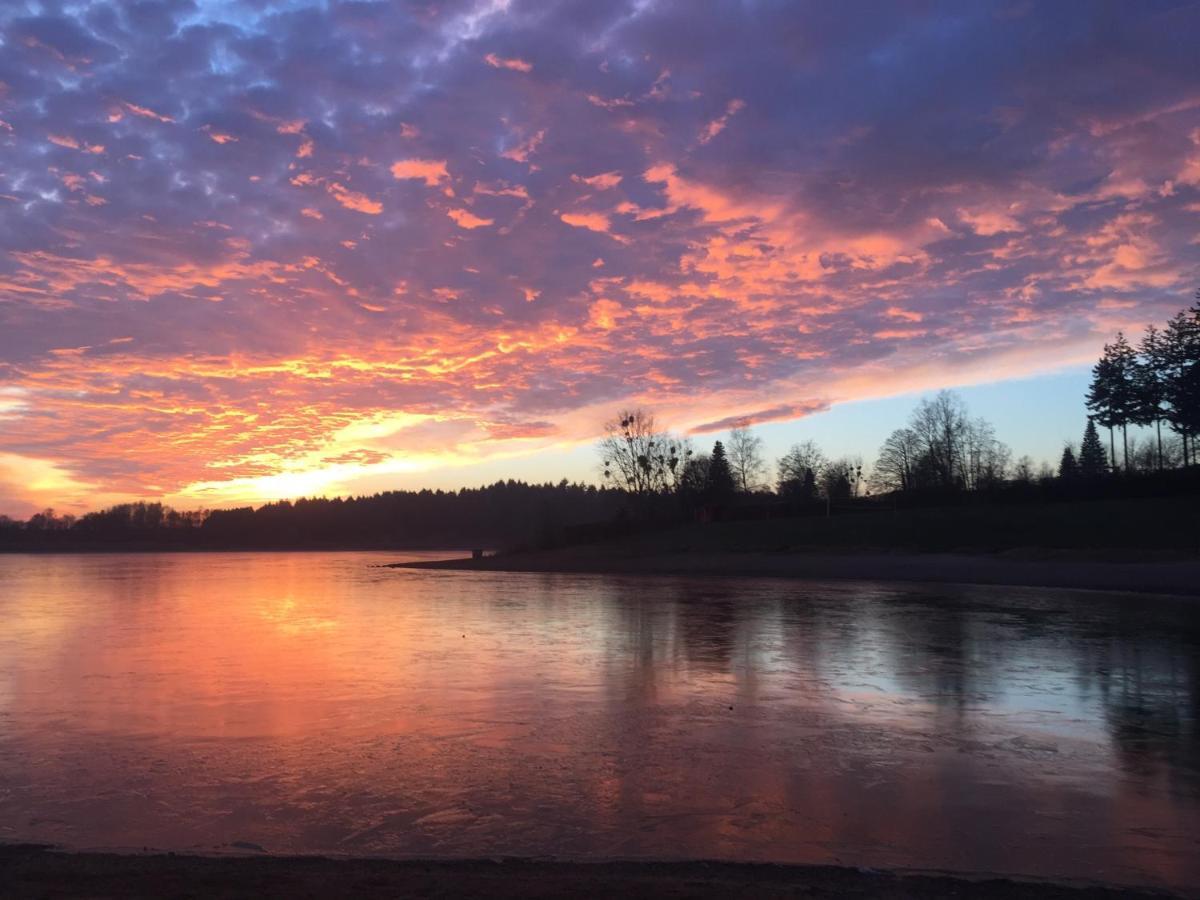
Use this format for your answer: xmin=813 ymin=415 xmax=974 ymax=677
xmin=1012 ymin=455 xmax=1035 ymax=485
xmin=777 ymin=440 xmax=826 ymax=498
xmin=962 ymin=417 xmax=1011 ymax=490
xmin=908 ymin=390 xmax=970 ymax=489
xmin=872 ymin=427 xmax=921 ymax=493
xmin=598 ymin=409 xmax=690 ymax=500
xmin=727 ymin=424 xmax=767 ymax=494
xmin=821 ymin=455 xmax=863 ymax=499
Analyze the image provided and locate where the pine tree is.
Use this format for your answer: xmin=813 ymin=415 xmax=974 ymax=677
xmin=1163 ymin=299 xmax=1200 ymax=466
xmin=705 ymin=441 xmax=736 ymax=505
xmin=1078 ymin=419 xmax=1107 ymax=479
xmin=1086 ymin=350 xmax=1118 ymax=472
xmin=1108 ymin=332 xmax=1139 ymax=472
xmin=1058 ymin=445 xmax=1079 ymax=480
xmin=1136 ymin=325 xmax=1167 ymax=470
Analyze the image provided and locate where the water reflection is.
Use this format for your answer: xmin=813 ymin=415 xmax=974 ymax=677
xmin=0 ymin=552 xmax=1196 ymax=889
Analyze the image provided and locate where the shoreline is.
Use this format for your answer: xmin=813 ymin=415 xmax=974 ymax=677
xmin=0 ymin=845 xmax=1180 ymax=899
xmin=391 ymin=548 xmax=1200 ymax=596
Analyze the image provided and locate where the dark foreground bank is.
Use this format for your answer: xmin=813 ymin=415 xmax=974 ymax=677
xmin=392 ymin=547 xmax=1200 ymax=595
xmin=0 ymin=845 xmax=1182 ymax=899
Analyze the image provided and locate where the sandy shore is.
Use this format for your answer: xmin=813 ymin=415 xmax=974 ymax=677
xmin=392 ymin=548 xmax=1200 ymax=595
xmin=0 ymin=845 xmax=1180 ymax=898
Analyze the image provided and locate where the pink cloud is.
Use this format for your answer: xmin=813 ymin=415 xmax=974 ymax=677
xmin=484 ymin=53 xmax=533 ymax=73
xmin=698 ymin=98 xmax=745 ymax=144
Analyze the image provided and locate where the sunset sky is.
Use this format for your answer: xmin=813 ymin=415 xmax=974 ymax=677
xmin=1 ymin=0 xmax=1198 ymax=516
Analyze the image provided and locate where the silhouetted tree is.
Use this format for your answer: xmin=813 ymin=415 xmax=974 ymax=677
xmin=1162 ymin=299 xmax=1200 ymax=466
xmin=727 ymin=424 xmax=766 ymax=494
xmin=1058 ymin=445 xmax=1079 ymax=481
xmin=1079 ymin=419 xmax=1108 ymax=479
xmin=1087 ymin=350 xmax=1119 ymax=473
xmin=677 ymin=453 xmax=711 ymax=513
xmin=777 ymin=440 xmax=825 ymax=501
xmin=705 ymin=441 xmax=736 ymax=505
xmin=963 ymin=417 xmax=1011 ymax=490
xmin=1012 ymin=455 xmax=1035 ymax=485
xmin=1089 ymin=335 xmax=1138 ymax=472
xmin=1110 ymin=333 xmax=1139 ymax=471
xmin=1136 ymin=325 xmax=1168 ymax=470
xmin=872 ymin=428 xmax=920 ymax=493
xmin=818 ymin=457 xmax=860 ymax=506
xmin=909 ymin=390 xmax=970 ymax=489
xmin=598 ymin=409 xmax=691 ymax=504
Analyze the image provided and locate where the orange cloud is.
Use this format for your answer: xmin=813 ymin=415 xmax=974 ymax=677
xmin=391 ymin=158 xmax=449 ymax=186
xmin=560 ymin=211 xmax=611 ymax=233
xmin=326 ymin=183 xmax=383 ymax=215
xmin=447 ymin=208 xmax=493 ymax=229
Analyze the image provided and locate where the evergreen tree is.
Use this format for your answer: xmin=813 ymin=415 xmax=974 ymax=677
xmin=1086 ymin=350 xmax=1118 ymax=472
xmin=1108 ymin=332 xmax=1139 ymax=471
xmin=1058 ymin=445 xmax=1079 ymax=481
xmin=1162 ymin=299 xmax=1200 ymax=466
xmin=705 ymin=440 xmax=736 ymax=505
xmin=1136 ymin=325 xmax=1168 ymax=470
xmin=1078 ymin=419 xmax=1108 ymax=479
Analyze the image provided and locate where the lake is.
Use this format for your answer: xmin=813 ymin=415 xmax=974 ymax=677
xmin=0 ymin=551 xmax=1196 ymax=890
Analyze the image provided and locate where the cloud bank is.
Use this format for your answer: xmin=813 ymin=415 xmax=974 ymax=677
xmin=1 ymin=0 xmax=1198 ymax=512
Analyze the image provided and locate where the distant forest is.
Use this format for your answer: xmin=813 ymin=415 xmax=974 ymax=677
xmin=3 ymin=297 xmax=1197 ymax=552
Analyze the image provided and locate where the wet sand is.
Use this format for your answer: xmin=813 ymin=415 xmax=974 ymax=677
xmin=0 ymin=845 xmax=1177 ymax=899
xmin=391 ymin=547 xmax=1200 ymax=595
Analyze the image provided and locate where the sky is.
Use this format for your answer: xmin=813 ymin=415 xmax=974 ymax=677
xmin=0 ymin=0 xmax=1198 ymax=516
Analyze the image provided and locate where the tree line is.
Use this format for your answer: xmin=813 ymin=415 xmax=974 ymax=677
xmin=0 ymin=481 xmax=626 ymax=550
xmin=1085 ymin=294 xmax=1200 ymax=473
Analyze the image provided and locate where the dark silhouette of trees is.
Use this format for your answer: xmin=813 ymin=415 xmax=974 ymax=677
xmin=0 ymin=482 xmax=629 ymax=550
xmin=598 ymin=409 xmax=691 ymax=504
xmin=777 ymin=440 xmax=825 ymax=501
xmin=872 ymin=391 xmax=1008 ymax=496
xmin=677 ymin=452 xmax=711 ymax=513
xmin=1079 ymin=419 xmax=1108 ymax=480
xmin=1108 ymin=333 xmax=1139 ymax=472
xmin=909 ymin=390 xmax=971 ymax=489
xmin=1058 ymin=445 xmax=1079 ymax=481
xmin=727 ymin=424 xmax=766 ymax=494
xmin=705 ymin=441 xmax=736 ymax=505
xmin=872 ymin=428 xmax=921 ymax=493
xmin=1087 ymin=334 xmax=1141 ymax=473
xmin=1162 ymin=299 xmax=1200 ymax=466
xmin=1136 ymin=325 xmax=1168 ymax=470
xmin=1012 ymin=455 xmax=1035 ymax=485
xmin=1087 ymin=347 xmax=1120 ymax=473
xmin=1087 ymin=295 xmax=1200 ymax=472
xmin=820 ymin=458 xmax=861 ymax=503
xmin=962 ymin=417 xmax=1010 ymax=490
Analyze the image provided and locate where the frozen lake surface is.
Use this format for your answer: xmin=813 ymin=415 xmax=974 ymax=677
xmin=0 ymin=551 xmax=1196 ymax=890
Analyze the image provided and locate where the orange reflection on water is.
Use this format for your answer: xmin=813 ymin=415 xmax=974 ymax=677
xmin=0 ymin=552 xmax=1197 ymax=891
